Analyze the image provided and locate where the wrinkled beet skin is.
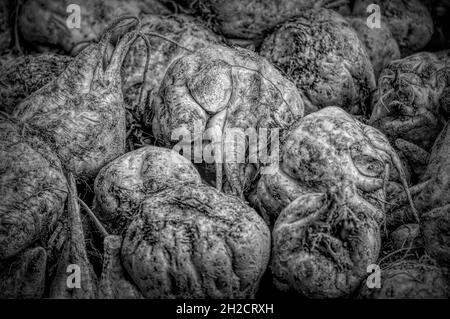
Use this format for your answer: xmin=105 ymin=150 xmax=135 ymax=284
xmin=122 ymin=14 xmax=223 ymax=118
xmin=260 ymin=8 xmax=376 ymax=116
xmin=0 ymin=122 xmax=67 ymax=260
xmin=94 ymin=146 xmax=202 ymax=235
xmin=358 ymin=261 xmax=448 ymax=299
xmin=272 ymin=188 xmax=381 ymax=298
xmin=352 ymin=0 xmax=434 ymax=56
xmin=0 ymin=247 xmax=47 ymax=298
xmin=121 ymin=184 xmax=271 ymax=299
xmin=0 ymin=53 xmax=71 ymax=114
xmin=151 ymin=44 xmax=304 ymax=196
xmin=191 ymin=0 xmax=351 ymax=44
xmin=255 ymin=107 xmax=397 ymax=226
xmin=98 ymin=235 xmax=143 ymax=299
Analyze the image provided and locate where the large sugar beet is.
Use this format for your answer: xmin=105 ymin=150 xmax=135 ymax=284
xmin=121 ymin=184 xmax=271 ymax=298
xmin=260 ymin=8 xmax=376 ymax=116
xmin=151 ymin=43 xmax=305 ymax=197
xmin=272 ymin=186 xmax=381 ymax=298
xmin=13 ymin=18 xmax=141 ymax=180
xmin=347 ymin=17 xmax=401 ymax=79
xmin=0 ymin=121 xmax=67 ymax=260
xmin=352 ymin=0 xmax=434 ymax=56
xmin=94 ymin=146 xmax=202 ymax=235
xmin=122 ymin=14 xmax=223 ymax=115
xmin=255 ymin=107 xmax=414 ymax=226
xmin=18 ymin=0 xmax=171 ymax=55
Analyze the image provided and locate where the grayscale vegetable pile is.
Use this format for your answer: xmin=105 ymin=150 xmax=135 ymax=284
xmin=0 ymin=0 xmax=449 ymax=299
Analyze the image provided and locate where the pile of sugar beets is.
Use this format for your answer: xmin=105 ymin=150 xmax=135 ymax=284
xmin=0 ymin=0 xmax=449 ymax=299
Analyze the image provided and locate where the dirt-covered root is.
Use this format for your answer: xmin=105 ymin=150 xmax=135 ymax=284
xmin=352 ymin=0 xmax=434 ymax=56
xmin=421 ymin=204 xmax=450 ymax=267
xmin=259 ymin=8 xmax=376 ymax=116
xmin=151 ymin=43 xmax=305 ymax=198
xmin=0 ymin=246 xmax=47 ymax=298
xmin=189 ymin=0 xmax=351 ymax=45
xmin=0 ymin=121 xmax=67 ymax=260
xmin=12 ymin=17 xmax=144 ymax=180
xmin=390 ymin=224 xmax=421 ymax=251
xmin=98 ymin=235 xmax=142 ymax=299
xmin=271 ymin=187 xmax=381 ymax=298
xmin=346 ymin=17 xmax=400 ymax=79
xmin=358 ymin=260 xmax=448 ymax=299
xmin=370 ymin=52 xmax=448 ymax=159
xmin=17 ymin=0 xmax=172 ymax=55
xmin=94 ymin=146 xmax=202 ymax=235
xmin=122 ymin=14 xmax=223 ymax=120
xmin=121 ymin=184 xmax=271 ymax=299
xmin=394 ymin=139 xmax=430 ymax=179
xmin=0 ymin=53 xmax=71 ymax=114
xmin=49 ymin=173 xmax=97 ymax=299
xmin=254 ymin=107 xmax=415 ymax=227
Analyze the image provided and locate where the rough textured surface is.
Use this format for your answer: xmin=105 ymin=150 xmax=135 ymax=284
xmin=352 ymin=0 xmax=434 ymax=56
xmin=189 ymin=0 xmax=351 ymax=45
xmin=122 ymin=14 xmax=223 ymax=118
xmin=0 ymin=53 xmax=71 ymax=114
xmin=358 ymin=261 xmax=448 ymax=299
xmin=0 ymin=121 xmax=67 ymax=260
xmin=121 ymin=184 xmax=271 ymax=298
xmin=151 ymin=43 xmax=305 ymax=197
xmin=98 ymin=235 xmax=143 ymax=299
xmin=260 ymin=8 xmax=376 ymax=116
xmin=347 ymin=17 xmax=401 ymax=79
xmin=13 ymin=19 xmax=140 ymax=180
xmin=49 ymin=173 xmax=97 ymax=299
xmin=271 ymin=186 xmax=381 ymax=298
xmin=0 ymin=0 xmax=11 ymax=53
xmin=0 ymin=246 xmax=47 ymax=298
xmin=18 ymin=0 xmax=171 ymax=55
xmin=94 ymin=146 xmax=202 ymax=235
xmin=421 ymin=204 xmax=450 ymax=267
xmin=254 ymin=107 xmax=408 ymax=226
xmin=370 ymin=52 xmax=449 ymax=178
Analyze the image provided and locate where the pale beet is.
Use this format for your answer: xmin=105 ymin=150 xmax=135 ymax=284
xmin=189 ymin=0 xmax=351 ymax=46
